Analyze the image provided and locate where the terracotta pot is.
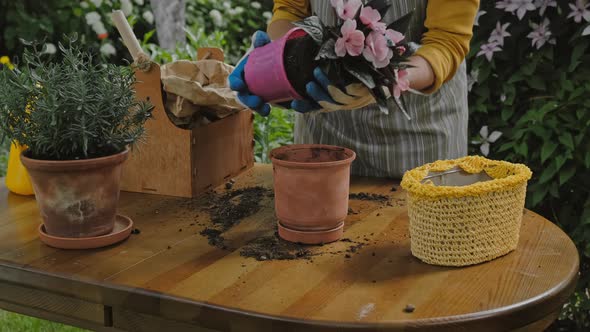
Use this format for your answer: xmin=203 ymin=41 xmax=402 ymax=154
xmin=270 ymin=144 xmax=356 ymax=244
xmin=20 ymin=149 xmax=129 ymax=238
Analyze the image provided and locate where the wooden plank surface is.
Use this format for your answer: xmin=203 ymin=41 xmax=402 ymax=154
xmin=121 ymin=63 xmax=193 ymax=197
xmin=0 ymin=165 xmax=579 ymax=331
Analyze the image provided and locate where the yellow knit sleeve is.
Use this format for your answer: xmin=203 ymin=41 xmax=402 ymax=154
xmin=271 ymin=0 xmax=311 ymax=23
xmin=414 ymin=0 xmax=479 ymax=93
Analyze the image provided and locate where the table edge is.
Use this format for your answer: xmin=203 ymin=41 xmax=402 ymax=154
xmin=0 ymin=214 xmax=579 ymax=331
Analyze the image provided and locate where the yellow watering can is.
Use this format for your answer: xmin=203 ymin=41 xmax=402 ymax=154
xmin=5 ymin=142 xmax=34 ymax=195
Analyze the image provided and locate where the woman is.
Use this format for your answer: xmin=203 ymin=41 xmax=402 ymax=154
xmin=232 ymin=0 xmax=479 ymax=178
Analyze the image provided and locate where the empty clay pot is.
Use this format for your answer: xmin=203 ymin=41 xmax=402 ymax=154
xmin=20 ymin=149 xmax=129 ymax=238
xmin=270 ymin=144 xmax=356 ymax=244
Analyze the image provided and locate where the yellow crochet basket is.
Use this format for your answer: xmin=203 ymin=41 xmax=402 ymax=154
xmin=400 ymin=156 xmax=532 ymax=267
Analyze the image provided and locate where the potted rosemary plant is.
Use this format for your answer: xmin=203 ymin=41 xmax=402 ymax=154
xmin=0 ymin=37 xmax=152 ymax=242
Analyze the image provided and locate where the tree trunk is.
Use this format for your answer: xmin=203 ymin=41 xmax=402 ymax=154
xmin=149 ymin=0 xmax=186 ymax=50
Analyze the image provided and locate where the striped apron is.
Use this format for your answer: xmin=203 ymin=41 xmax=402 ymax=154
xmin=295 ymin=0 xmax=469 ymax=178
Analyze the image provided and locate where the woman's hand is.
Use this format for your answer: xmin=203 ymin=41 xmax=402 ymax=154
xmin=291 ymin=67 xmax=375 ymax=113
xmin=405 ymin=55 xmax=435 ymax=92
xmin=228 ymin=31 xmax=273 ymax=116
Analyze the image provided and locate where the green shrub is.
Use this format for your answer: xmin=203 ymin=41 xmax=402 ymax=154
xmin=468 ymin=2 xmax=590 ymax=330
xmin=0 ymin=37 xmax=152 ymax=160
xmin=0 ymin=0 xmax=155 ymax=64
xmin=186 ymin=0 xmax=273 ymax=64
xmin=141 ymin=27 xmax=227 ymax=64
xmin=254 ymin=107 xmax=295 ymax=163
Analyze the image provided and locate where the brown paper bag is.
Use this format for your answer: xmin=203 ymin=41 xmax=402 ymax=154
xmin=160 ymin=60 xmax=244 ymax=122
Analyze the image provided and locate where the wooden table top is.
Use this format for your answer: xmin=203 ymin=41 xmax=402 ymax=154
xmin=0 ymin=164 xmax=579 ymax=332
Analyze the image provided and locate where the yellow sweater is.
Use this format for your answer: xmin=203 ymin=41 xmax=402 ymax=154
xmin=271 ymin=0 xmax=479 ymax=92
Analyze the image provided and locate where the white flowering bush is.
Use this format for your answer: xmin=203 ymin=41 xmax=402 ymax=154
xmin=0 ymin=0 xmax=154 ymax=62
xmin=78 ymin=0 xmax=155 ymax=60
xmin=468 ymin=2 xmax=590 ymax=330
xmin=186 ymin=0 xmax=273 ymax=64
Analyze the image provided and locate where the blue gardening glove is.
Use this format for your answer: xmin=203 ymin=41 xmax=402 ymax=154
xmin=229 ymin=31 xmax=273 ymax=116
xmin=291 ymin=67 xmax=375 ymax=113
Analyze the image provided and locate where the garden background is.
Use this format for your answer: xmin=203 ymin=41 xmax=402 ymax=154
xmin=0 ymin=0 xmax=588 ymax=331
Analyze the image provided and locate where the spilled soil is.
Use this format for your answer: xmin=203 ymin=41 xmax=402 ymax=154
xmin=208 ymin=186 xmax=270 ymax=230
xmin=240 ymin=233 xmax=313 ymax=261
xmin=349 ymin=192 xmax=391 ymax=203
xmin=192 ymin=186 xmax=392 ymax=261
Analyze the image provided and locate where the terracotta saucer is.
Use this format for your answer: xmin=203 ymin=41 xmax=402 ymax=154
xmin=38 ymin=215 xmax=133 ymax=250
xmin=277 ymin=221 xmax=344 ymax=244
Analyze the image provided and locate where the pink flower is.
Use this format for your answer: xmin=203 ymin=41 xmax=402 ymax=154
xmin=360 ymin=6 xmax=386 ymax=33
xmin=385 ymin=29 xmax=404 ymax=45
xmin=396 ymin=45 xmax=406 ymax=55
xmin=568 ymin=0 xmax=590 ymax=23
xmin=488 ymin=22 xmax=511 ymax=46
xmin=393 ymin=69 xmax=410 ymax=98
xmin=362 ymin=31 xmax=393 ymax=68
xmin=476 ymin=41 xmax=502 ymax=61
xmin=335 ymin=19 xmax=365 ymax=57
xmin=506 ymin=0 xmax=536 ymax=20
xmin=330 ymin=0 xmax=362 ymax=20
xmin=527 ymin=18 xmax=555 ymax=49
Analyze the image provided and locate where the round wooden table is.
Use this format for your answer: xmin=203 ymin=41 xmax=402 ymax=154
xmin=0 ymin=165 xmax=580 ymax=332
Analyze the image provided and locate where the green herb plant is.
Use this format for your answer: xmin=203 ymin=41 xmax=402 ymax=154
xmin=0 ymin=36 xmax=153 ymax=161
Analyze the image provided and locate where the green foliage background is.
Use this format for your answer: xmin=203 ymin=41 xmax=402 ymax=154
xmin=469 ymin=3 xmax=589 ymax=330
xmin=0 ymin=0 xmax=589 ymax=330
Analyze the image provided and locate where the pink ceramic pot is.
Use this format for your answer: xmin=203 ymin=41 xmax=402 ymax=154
xmin=244 ymin=28 xmax=306 ymax=103
xmin=270 ymin=144 xmax=356 ymax=244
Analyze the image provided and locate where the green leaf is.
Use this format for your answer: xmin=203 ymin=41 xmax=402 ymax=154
xmin=555 ymin=154 xmax=567 ymax=170
xmin=541 ymin=140 xmax=558 ymax=163
xmin=142 ymin=30 xmax=156 ymax=44
xmin=570 ymin=87 xmax=585 ymax=101
xmin=387 ymin=11 xmax=413 ymax=35
xmin=522 ymin=59 xmax=537 ymax=75
xmin=559 ymin=164 xmax=576 ymax=185
xmin=366 ymin=0 xmax=392 ymax=17
xmin=343 ymin=61 xmax=376 ymax=89
xmin=315 ymin=39 xmax=337 ymax=60
xmin=528 ymin=76 xmax=546 ymax=90
xmin=501 ymin=107 xmax=513 ymax=121
xmin=516 ymin=141 xmax=528 ymax=157
xmin=529 ymin=185 xmax=549 ymax=207
xmin=569 ymin=40 xmax=589 ymax=72
xmin=497 ymin=142 xmax=513 ymax=153
xmin=539 ymin=159 xmax=560 ymax=184
xmin=558 ymin=132 xmax=575 ymax=150
xmin=562 ymin=79 xmax=574 ymax=92
xmin=507 ymin=72 xmax=524 ymax=84
xmin=292 ymin=16 xmax=325 ymax=44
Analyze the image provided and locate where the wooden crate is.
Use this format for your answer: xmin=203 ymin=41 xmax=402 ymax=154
xmin=121 ymin=49 xmax=254 ymax=198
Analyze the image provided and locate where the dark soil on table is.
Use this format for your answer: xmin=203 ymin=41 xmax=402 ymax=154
xmin=349 ymin=192 xmax=391 ymax=203
xmin=209 ymin=186 xmax=270 ymax=231
xmin=194 ymin=186 xmax=375 ymax=261
xmin=239 ymin=232 xmax=313 ymax=261
xmin=198 ymin=186 xmax=271 ymax=249
xmin=284 ymin=35 xmax=319 ymax=98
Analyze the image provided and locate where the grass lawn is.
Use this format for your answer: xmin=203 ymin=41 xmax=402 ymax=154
xmin=0 ymin=310 xmax=87 ymax=332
